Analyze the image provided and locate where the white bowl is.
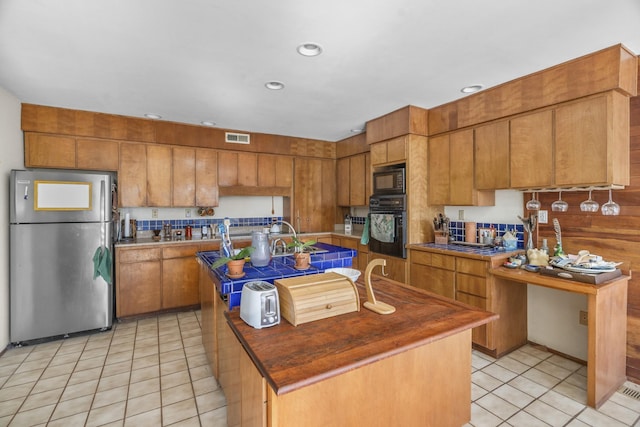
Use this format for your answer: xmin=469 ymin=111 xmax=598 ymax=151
xmin=325 ymin=267 xmax=361 ymax=282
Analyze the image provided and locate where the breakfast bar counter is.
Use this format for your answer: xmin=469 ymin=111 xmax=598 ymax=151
xmin=221 ymin=275 xmax=497 ymax=427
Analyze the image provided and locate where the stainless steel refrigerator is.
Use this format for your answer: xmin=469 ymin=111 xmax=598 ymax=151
xmin=10 ymin=169 xmax=116 ymax=343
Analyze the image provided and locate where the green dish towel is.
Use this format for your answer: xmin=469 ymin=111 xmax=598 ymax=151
xmin=93 ymin=246 xmax=112 ymax=285
xmin=360 ymin=215 xmax=370 ymax=245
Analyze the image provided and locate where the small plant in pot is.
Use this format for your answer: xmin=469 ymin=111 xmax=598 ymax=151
xmin=287 ymin=237 xmax=316 ymax=270
xmin=211 ymin=246 xmax=255 ymax=276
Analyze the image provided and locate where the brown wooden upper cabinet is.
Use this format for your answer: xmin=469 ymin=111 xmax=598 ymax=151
xmin=119 ymin=142 xmax=147 ymax=207
xmin=172 ymin=146 xmax=196 ymax=207
xmin=218 ymin=151 xmax=258 ymax=187
xmin=337 ymin=153 xmax=370 ymax=207
xmin=509 ymin=110 xmax=554 ymax=189
xmin=429 ymin=129 xmax=494 ymax=206
xmin=554 ymin=91 xmax=629 ymax=187
xmin=196 ymin=149 xmax=219 ymax=207
xmin=474 ymin=121 xmax=510 ymax=190
xmin=370 ymin=136 xmax=407 ymax=167
xmin=25 ymin=133 xmax=119 ymax=171
xmin=146 ymin=145 xmax=172 ymax=207
xmin=257 ymin=154 xmax=293 ymax=189
xmin=293 ymin=157 xmax=336 ymax=233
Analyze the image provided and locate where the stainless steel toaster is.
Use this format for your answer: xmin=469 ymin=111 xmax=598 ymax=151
xmin=240 ymin=281 xmax=280 ymax=329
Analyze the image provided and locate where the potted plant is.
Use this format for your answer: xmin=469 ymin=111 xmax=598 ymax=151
xmin=211 ymin=246 xmax=255 ymax=276
xmin=287 ymin=237 xmax=316 ymax=270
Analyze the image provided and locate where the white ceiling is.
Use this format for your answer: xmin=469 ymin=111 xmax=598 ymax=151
xmin=1 ymin=0 xmax=639 ymax=142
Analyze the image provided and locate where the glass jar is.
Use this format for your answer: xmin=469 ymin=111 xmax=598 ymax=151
xmin=250 ymin=231 xmax=271 ymax=267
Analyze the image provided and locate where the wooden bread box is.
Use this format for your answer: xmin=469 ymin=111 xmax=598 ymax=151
xmin=275 ymin=272 xmax=360 ymax=326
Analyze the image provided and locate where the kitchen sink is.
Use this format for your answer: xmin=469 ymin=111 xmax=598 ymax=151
xmin=271 ymin=245 xmax=329 ymax=258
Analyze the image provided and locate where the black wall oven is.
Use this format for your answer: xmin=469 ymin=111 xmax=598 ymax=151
xmin=369 ymin=194 xmax=407 ymax=259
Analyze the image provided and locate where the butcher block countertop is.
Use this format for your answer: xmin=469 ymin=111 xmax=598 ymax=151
xmin=225 ymin=275 xmax=497 ymax=396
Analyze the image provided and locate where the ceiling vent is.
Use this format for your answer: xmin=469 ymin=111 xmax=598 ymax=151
xmin=225 ymin=132 xmax=250 ymax=144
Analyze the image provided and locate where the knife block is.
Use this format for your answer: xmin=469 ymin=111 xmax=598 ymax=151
xmin=434 ymin=231 xmax=448 ymax=244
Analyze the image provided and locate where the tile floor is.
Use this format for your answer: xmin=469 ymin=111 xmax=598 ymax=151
xmin=1 ymin=310 xmax=639 ymax=426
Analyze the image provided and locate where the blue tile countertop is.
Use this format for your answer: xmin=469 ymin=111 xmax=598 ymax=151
xmin=197 ymin=242 xmax=357 ymax=309
xmin=410 ymin=242 xmax=524 ymax=260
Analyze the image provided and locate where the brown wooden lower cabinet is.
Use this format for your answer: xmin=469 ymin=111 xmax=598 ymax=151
xmin=368 ymin=252 xmax=406 ymax=283
xmin=409 ymin=250 xmax=455 ymax=299
xmin=162 ymin=245 xmax=200 ymax=309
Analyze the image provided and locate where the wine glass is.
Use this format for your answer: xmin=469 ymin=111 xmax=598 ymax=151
xmin=601 ymin=189 xmax=620 ymax=216
xmin=579 ymin=189 xmax=599 ymax=212
xmin=526 ymin=192 xmax=541 ymax=211
xmin=551 ymin=190 xmax=568 ymax=212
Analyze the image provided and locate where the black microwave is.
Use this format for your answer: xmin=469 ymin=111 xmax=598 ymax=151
xmin=373 ymin=167 xmax=405 ymax=194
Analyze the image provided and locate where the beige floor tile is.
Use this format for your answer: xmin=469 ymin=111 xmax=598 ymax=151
xmin=189 ymin=365 xmax=212 ymax=382
xmin=477 ymin=393 xmax=519 ymax=420
xmin=563 ymin=372 xmax=587 ymax=390
xmin=472 ymin=382 xmax=489 ymax=401
xmin=14 ymin=358 xmax=48 ymax=374
xmin=92 ymin=384 xmax=128 ymax=409
xmin=469 ymin=402 xmax=502 ymax=427
xmin=162 ymin=398 xmax=198 ymax=426
xmin=169 ymin=415 xmax=201 ymax=426
xmin=31 ymin=374 xmax=70 ymax=394
xmin=610 ymin=389 xmax=640 ymax=414
xmin=508 ymin=376 xmax=549 ymax=399
xmin=183 ymin=345 xmax=205 ymax=358
xmin=80 ymin=347 xmax=109 ymax=360
xmin=161 ymin=358 xmax=188 ymax=376
xmin=507 ymin=348 xmax=548 ymax=367
xmin=472 ymin=353 xmax=494 ymax=370
xmin=110 ymin=334 xmax=135 ymax=347
xmin=538 ymin=389 xmax=585 ymax=417
xmin=60 ymin=378 xmax=99 ymax=402
xmin=132 ymin=354 xmax=159 ymax=371
xmin=46 ymin=411 xmax=89 ymax=426
xmin=195 ymin=389 xmax=226 ymax=414
xmin=20 ymin=387 xmax=63 ymax=411
xmin=85 ymin=400 xmax=126 ymax=427
xmin=535 ymin=360 xmax=573 ymax=380
xmin=0 ymin=363 xmax=18 ymax=378
xmin=49 ymin=351 xmax=82 ymax=367
xmin=102 ymin=360 xmax=133 ymax=378
xmin=192 ymin=376 xmax=218 ymax=396
xmin=525 ymin=399 xmax=572 ymax=426
xmin=50 ymin=394 xmax=93 ymax=421
xmin=161 ymin=371 xmax=191 ymax=391
xmin=185 ymin=353 xmax=208 ymax=370
xmin=199 ymin=406 xmax=227 ymax=426
xmin=159 ymin=349 xmax=185 ymax=365
xmin=505 ymin=410 xmax=551 ymax=427
xmin=0 ymin=352 xmax=30 ymax=368
xmin=552 ymin=381 xmax=588 ymax=404
xmin=128 ymin=377 xmax=160 ymax=399
xmin=74 ymin=355 xmax=106 ymax=372
xmin=97 ymin=372 xmax=130 ymax=392
xmin=105 ymin=350 xmax=133 ymax=366
xmin=473 ymin=371 xmax=504 ymax=392
xmin=133 ymin=345 xmax=159 ymax=360
xmin=518 ymin=344 xmax=552 ymax=360
xmin=492 ymin=384 xmax=535 ymax=409
xmin=0 ymin=397 xmax=25 ymax=418
xmin=546 ymin=354 xmax=583 ymax=372
xmin=482 ymin=364 xmax=519 ymax=383
xmin=495 ymin=355 xmax=530 ymax=375
xmin=68 ymin=367 xmax=102 ymax=386
xmin=181 ymin=336 xmax=202 ymax=349
xmin=3 ymin=368 xmax=43 ymax=387
xmin=597 ymin=398 xmax=640 ymax=425
xmin=134 ymin=336 xmax=159 ymax=348
xmin=159 ymin=340 xmax=183 ymax=355
xmin=180 ymin=329 xmax=202 ymax=340
xmin=41 ymin=361 xmax=75 ymax=379
xmin=0 ymin=375 xmax=7 ymax=389
xmin=521 ymin=368 xmax=562 ymax=389
xmin=577 ymin=407 xmax=629 ymax=427
xmin=161 ymin=383 xmax=194 ymax=406
xmin=9 ymin=403 xmax=56 ymax=426
xmin=126 ymin=390 xmax=161 ymax=418
xmin=124 ymin=407 xmax=161 ymax=427
xmin=130 ymin=365 xmax=160 ymax=385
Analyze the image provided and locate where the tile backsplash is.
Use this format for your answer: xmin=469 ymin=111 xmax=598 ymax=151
xmin=448 ymin=221 xmax=525 ymax=248
xmin=135 ymin=216 xmax=283 ymax=234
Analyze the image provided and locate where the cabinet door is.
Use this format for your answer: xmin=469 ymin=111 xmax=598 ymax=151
xmin=449 ymin=129 xmax=477 ymax=205
xmin=116 ymin=247 xmax=162 ymax=317
xmin=370 ymin=142 xmax=387 ymax=166
xmin=456 ymin=291 xmax=488 ymax=348
xmin=238 ymin=153 xmax=258 ymax=186
xmin=196 ymin=149 xmax=219 ymax=206
xmin=146 ymin=145 xmax=172 ymax=206
xmin=294 ymin=158 xmax=335 ymax=233
xmin=77 ymin=138 xmax=119 ymax=171
xmin=428 ymin=134 xmax=450 ymax=205
xmin=410 ymin=264 xmax=455 ymax=299
xmin=25 ymin=133 xmax=76 ymax=168
xmin=369 ymin=253 xmax=406 ymax=283
xmin=510 ymin=110 xmax=553 ymax=188
xmin=240 ymin=345 xmax=267 ymax=427
xmin=119 ymin=142 xmax=147 ymax=207
xmin=386 ymin=136 xmax=407 ymax=164
xmin=474 ymin=121 xmax=510 ymax=190
xmin=336 ymin=157 xmax=350 ymax=206
xmin=172 ymin=147 xmax=196 ymax=207
xmin=163 ymin=256 xmax=200 ymax=309
xmin=555 ymin=92 xmax=629 ymax=187
xmin=218 ymin=152 xmax=258 ymax=187
xmin=349 ymin=154 xmax=366 ymax=206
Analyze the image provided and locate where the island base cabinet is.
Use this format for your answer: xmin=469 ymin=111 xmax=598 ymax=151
xmin=267 ymin=330 xmax=471 ymax=427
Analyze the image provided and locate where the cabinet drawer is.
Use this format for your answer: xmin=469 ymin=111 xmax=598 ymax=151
xmin=117 ymin=247 xmax=161 ymax=263
xmin=339 ymin=237 xmax=358 ymax=250
xmin=163 ymin=244 xmax=199 ymax=259
xmin=456 ymin=291 xmax=487 ymax=309
xmin=457 ymin=274 xmax=487 ymax=297
xmin=456 ymin=257 xmax=488 ymax=277
xmin=411 ymin=264 xmax=455 ymax=299
xmin=432 ymin=253 xmax=455 ymax=270
xmin=410 ymin=250 xmax=431 ymax=266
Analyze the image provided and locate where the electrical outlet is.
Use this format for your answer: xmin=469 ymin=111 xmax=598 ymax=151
xmin=458 ymin=209 xmax=464 ymax=220
xmin=151 ymin=208 xmax=158 ymax=218
xmin=538 ymin=210 xmax=548 ymax=224
xmin=579 ymin=310 xmax=588 ymax=325
xmin=185 ymin=209 xmax=191 ymax=218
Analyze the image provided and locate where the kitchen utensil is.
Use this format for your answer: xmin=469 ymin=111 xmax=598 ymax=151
xmin=580 ymin=189 xmax=599 ymax=212
xmin=250 ymin=231 xmax=271 ymax=267
xmin=526 ymin=192 xmax=541 ymax=211
xmin=240 ymin=281 xmax=280 ymax=329
xmin=551 ymin=190 xmax=568 ymax=212
xmin=601 ymin=188 xmax=620 ymax=216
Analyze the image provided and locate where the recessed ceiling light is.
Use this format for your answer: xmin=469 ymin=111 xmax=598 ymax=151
xmin=144 ymin=113 xmax=162 ymax=119
xmin=265 ymin=81 xmax=285 ymax=90
xmin=350 ymin=128 xmax=364 ymax=133
xmin=297 ymin=42 xmax=323 ymax=57
xmin=460 ymin=84 xmax=484 ymax=94
xmin=201 ymin=121 xmax=216 ymax=127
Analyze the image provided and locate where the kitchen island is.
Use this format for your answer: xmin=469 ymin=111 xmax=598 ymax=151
xmin=217 ymin=274 xmax=497 ymax=427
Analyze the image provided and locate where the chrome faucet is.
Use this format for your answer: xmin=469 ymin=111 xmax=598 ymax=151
xmin=271 ymin=238 xmax=287 ymax=255
xmin=272 ymin=220 xmax=297 ymax=239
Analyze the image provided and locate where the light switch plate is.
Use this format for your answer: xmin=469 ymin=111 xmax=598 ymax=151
xmin=185 ymin=209 xmax=191 ymax=218
xmin=538 ymin=210 xmax=548 ymax=224
xmin=152 ymin=208 xmax=158 ymax=218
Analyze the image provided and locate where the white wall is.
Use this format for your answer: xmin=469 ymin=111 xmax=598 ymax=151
xmin=446 ymin=190 xmax=588 ymax=361
xmin=0 ymin=86 xmax=24 ymax=350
